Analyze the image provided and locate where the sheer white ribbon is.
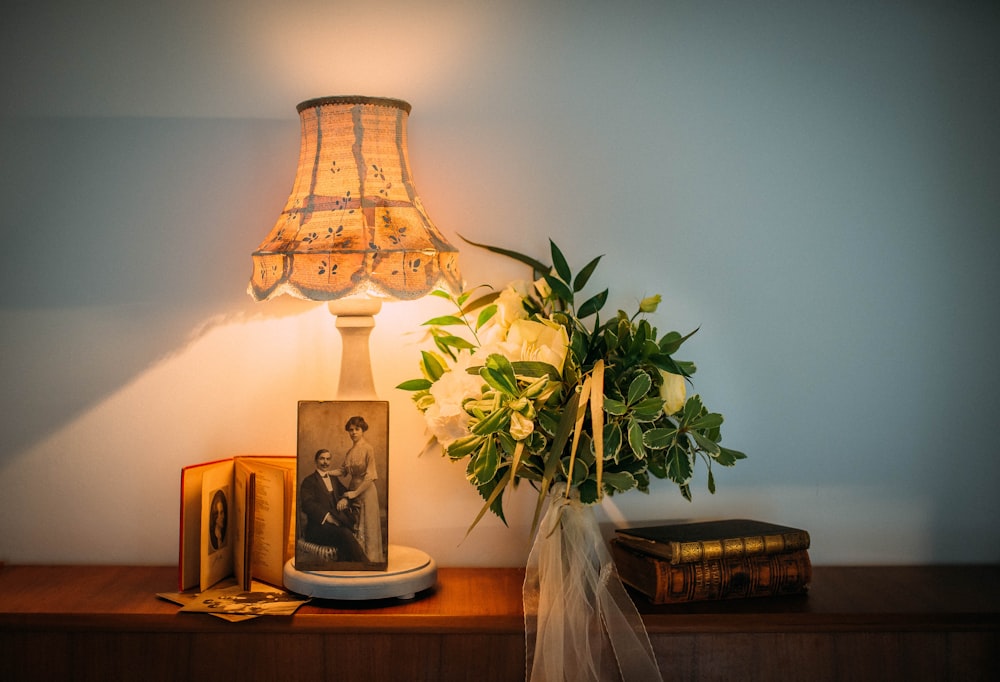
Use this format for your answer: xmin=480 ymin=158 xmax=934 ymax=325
xmin=523 ymin=488 xmax=663 ymax=681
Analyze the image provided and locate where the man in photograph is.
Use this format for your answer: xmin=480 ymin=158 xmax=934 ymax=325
xmin=298 ymin=449 xmax=366 ymax=562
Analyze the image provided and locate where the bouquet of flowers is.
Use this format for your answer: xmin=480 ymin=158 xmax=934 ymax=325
xmin=398 ymin=239 xmax=745 ymax=533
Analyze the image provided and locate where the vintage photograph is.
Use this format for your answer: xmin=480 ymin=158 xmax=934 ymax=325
xmin=295 ymin=400 xmax=389 ymax=571
xmin=208 ymin=489 xmax=228 ymax=553
xmin=176 ymin=581 xmax=309 ymax=617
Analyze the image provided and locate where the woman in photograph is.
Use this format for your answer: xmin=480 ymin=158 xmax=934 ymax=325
xmin=209 ymin=490 xmax=227 ymax=552
xmin=335 ymin=415 xmax=383 ymax=563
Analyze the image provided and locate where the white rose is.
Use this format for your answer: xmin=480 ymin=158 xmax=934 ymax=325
xmin=504 ymin=319 xmax=570 ymax=373
xmin=659 ymin=370 xmax=687 ymax=415
xmin=424 ymin=402 xmax=472 ymax=445
xmin=425 ymin=352 xmax=484 ymax=444
xmin=494 ymin=285 xmax=529 ymax=331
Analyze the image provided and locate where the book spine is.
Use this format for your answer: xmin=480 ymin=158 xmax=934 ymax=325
xmin=611 ymin=541 xmax=812 ymax=604
xmin=670 ymin=530 xmax=811 ymax=564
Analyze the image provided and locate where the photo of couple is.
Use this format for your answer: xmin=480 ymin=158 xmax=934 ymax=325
xmin=295 ymin=401 xmax=389 ymax=571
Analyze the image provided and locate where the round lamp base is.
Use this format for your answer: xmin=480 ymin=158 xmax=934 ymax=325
xmin=283 ymin=545 xmax=437 ymax=600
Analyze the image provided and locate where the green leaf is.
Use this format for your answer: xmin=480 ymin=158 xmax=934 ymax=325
xmin=531 ymin=391 xmax=580 ymax=536
xmin=460 ymin=290 xmax=500 ymax=315
xmin=525 ymin=431 xmax=547 ymax=456
xmin=679 ymin=482 xmax=692 ymax=501
xmin=460 ymin=235 xmax=550 ymax=276
xmin=650 ymin=353 xmax=683 ymax=376
xmin=602 ymin=470 xmax=636 ymax=493
xmin=550 ymin=240 xmax=572 ymax=284
xmin=627 ymin=372 xmax=652 ymax=405
xmin=429 ymin=289 xmax=453 ymax=301
xmin=569 ymin=456 xmax=589 ymax=486
xmin=603 ymin=421 xmax=623 ymax=461
xmin=635 ymin=471 xmax=650 ymax=494
xmin=632 ymin=397 xmax=665 ymax=422
xmin=631 ymin=320 xmax=649 ymax=352
xmin=537 ymin=408 xmax=561 ymax=436
xmin=575 ymin=432 xmax=596 ymax=466
xmin=396 ymin=378 xmax=432 ymax=391
xmin=659 ymin=327 xmax=699 ymax=355
xmin=511 ymin=361 xmax=561 ymax=380
xmin=715 ymin=446 xmax=748 ymax=466
xmin=689 ymin=413 xmax=724 ymax=431
xmin=489 ymin=429 xmax=512 ymax=454
xmin=665 ymin=444 xmax=694 ymax=484
xmin=430 ymin=330 xmax=476 ymax=348
xmin=476 ymin=304 xmax=498 ymax=330
xmin=446 ymin=435 xmax=484 ymax=460
xmin=642 ymin=427 xmax=676 ymax=450
xmin=570 ymin=329 xmax=588 ymax=364
xmin=676 ymin=360 xmax=697 ymax=376
xmin=682 ymin=395 xmax=704 ymax=422
xmin=481 ymin=354 xmax=519 ymax=396
xmin=617 ymin=318 xmax=632 ymax=348
xmin=707 ymin=468 xmax=716 ymax=494
xmin=573 ymin=255 xmax=602 ymax=292
xmin=465 ymin=469 xmax=512 ymax=536
xmin=627 ymin=418 xmax=647 ymax=459
xmin=603 ymin=398 xmax=628 ymax=416
xmin=647 ymin=450 xmax=668 ymax=478
xmin=471 ymin=405 xmax=511 ymax=436
xmin=433 ymin=336 xmax=457 ymax=361
xmin=544 ymin=274 xmax=575 ymax=305
xmin=468 ymin=437 xmax=499 ymax=485
xmin=577 ymin=479 xmax=600 ymax=505
xmin=423 ymin=315 xmax=465 ymax=326
xmin=689 ymin=430 xmax=721 ymax=455
xmin=420 ymin=351 xmax=445 ymax=381
xmin=603 ymin=327 xmax=619 ymax=352
xmin=577 ymin=289 xmax=608 ymax=318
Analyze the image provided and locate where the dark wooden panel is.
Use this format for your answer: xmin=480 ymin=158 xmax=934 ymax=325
xmin=1 ymin=564 xmax=998 ymax=681
xmin=439 ymin=632 xmax=525 ymax=681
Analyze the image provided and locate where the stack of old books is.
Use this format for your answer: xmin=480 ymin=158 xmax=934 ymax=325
xmin=610 ymin=518 xmax=812 ymax=604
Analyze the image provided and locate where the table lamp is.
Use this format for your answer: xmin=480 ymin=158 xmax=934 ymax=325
xmin=249 ymin=96 xmax=461 ymax=599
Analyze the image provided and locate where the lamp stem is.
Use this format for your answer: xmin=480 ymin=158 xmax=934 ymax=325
xmin=328 ymin=298 xmax=382 ymax=400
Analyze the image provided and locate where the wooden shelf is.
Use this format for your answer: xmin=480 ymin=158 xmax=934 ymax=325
xmin=2 ymin=564 xmax=998 ymax=681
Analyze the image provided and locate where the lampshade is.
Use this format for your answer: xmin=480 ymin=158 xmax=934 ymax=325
xmin=249 ymin=96 xmax=462 ymax=302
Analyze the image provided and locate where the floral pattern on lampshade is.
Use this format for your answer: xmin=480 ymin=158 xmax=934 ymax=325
xmin=250 ymin=96 xmax=462 ymax=302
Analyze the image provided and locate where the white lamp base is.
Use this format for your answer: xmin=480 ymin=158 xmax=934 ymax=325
xmin=283 ymin=545 xmax=437 ymax=600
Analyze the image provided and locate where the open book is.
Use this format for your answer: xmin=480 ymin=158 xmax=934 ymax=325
xmin=178 ymin=456 xmax=296 ymax=592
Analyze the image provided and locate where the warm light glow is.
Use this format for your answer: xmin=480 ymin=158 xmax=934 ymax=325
xmin=249 ymin=96 xmax=461 ymax=302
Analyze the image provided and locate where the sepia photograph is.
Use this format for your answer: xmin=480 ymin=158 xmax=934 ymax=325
xmin=208 ymin=489 xmax=228 ymax=553
xmin=295 ymin=400 xmax=389 ymax=571
xmin=177 ymin=581 xmax=309 ymax=617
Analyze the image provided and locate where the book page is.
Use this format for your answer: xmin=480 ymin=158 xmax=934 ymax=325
xmin=243 ymin=460 xmax=291 ymax=587
xmin=271 ymin=458 xmax=297 ymax=563
xmin=232 ymin=464 xmax=255 ymax=591
xmin=179 ymin=458 xmax=232 ymax=591
xmin=179 ymin=466 xmax=205 ymax=591
xmin=200 ymin=461 xmax=235 ymax=591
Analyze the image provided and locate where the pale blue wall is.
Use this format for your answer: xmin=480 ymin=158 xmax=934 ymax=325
xmin=2 ymin=1 xmax=998 ymax=565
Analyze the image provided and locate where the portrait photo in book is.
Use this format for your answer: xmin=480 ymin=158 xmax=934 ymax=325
xmin=208 ymin=488 xmax=228 ymax=552
xmin=295 ymin=400 xmax=389 ymax=571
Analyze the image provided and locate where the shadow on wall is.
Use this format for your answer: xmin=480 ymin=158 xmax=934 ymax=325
xmin=0 ymin=115 xmax=303 ymax=459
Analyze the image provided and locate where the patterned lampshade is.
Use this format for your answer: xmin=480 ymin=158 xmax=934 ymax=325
xmin=249 ymin=96 xmax=462 ymax=302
